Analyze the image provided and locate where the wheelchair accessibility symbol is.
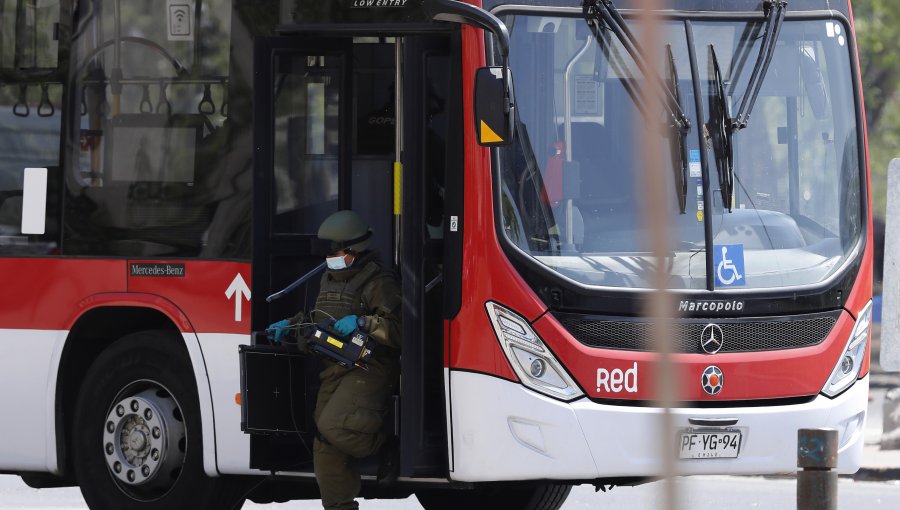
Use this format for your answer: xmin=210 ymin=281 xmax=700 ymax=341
xmin=714 ymin=244 xmax=746 ymax=287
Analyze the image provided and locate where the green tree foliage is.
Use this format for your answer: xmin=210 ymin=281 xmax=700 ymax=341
xmin=854 ymin=0 xmax=900 ymax=218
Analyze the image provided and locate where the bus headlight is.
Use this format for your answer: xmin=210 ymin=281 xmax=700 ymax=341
xmin=486 ymin=302 xmax=584 ymax=401
xmin=822 ymin=300 xmax=871 ymax=397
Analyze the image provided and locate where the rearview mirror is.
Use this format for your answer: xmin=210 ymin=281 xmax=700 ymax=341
xmin=474 ymin=67 xmax=514 ymax=147
xmin=424 ymin=0 xmax=515 ymax=147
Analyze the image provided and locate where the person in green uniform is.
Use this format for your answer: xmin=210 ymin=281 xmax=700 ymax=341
xmin=268 ymin=210 xmax=401 ymax=510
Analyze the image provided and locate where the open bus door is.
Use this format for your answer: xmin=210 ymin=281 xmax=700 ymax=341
xmin=246 ymin=32 xmax=457 ymax=482
xmin=249 ymin=37 xmax=356 ymax=472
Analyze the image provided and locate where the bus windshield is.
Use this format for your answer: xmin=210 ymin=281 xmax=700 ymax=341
xmin=491 ymin=8 xmax=863 ymax=291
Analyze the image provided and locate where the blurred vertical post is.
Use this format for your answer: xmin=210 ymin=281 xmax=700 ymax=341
xmin=797 ymin=428 xmax=838 ymax=510
xmin=635 ymin=1 xmax=679 ymax=509
xmin=880 ymin=159 xmax=900 ymax=371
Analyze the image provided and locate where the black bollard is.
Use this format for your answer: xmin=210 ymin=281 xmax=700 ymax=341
xmin=797 ymin=428 xmax=838 ymax=510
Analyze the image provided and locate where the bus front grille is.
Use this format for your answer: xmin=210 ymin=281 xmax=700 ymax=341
xmin=553 ymin=310 xmax=841 ymax=354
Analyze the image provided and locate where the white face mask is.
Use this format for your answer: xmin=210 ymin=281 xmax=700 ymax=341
xmin=326 ymin=254 xmax=351 ymax=270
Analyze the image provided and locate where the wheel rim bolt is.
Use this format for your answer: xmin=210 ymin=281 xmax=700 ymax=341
xmin=105 ymin=443 xmax=114 ymax=455
xmin=113 ymin=462 xmax=122 ymax=473
xmin=116 ymin=405 xmax=125 ymax=417
xmin=130 ymin=400 xmax=140 ymax=412
xmin=151 ymin=449 xmax=160 ymax=461
xmin=142 ymin=465 xmax=151 ymax=477
xmin=127 ymin=470 xmax=135 ymax=482
xmin=106 ymin=421 xmax=115 ymax=433
xmin=144 ymin=409 xmax=153 ymax=421
xmin=152 ymin=427 xmax=161 ymax=439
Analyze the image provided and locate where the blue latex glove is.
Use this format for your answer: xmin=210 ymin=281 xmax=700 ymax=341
xmin=334 ymin=315 xmax=359 ymax=336
xmin=267 ymin=319 xmax=291 ymax=343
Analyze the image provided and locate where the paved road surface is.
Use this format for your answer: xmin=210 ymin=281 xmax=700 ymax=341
xmin=1 ymin=475 xmax=899 ymax=509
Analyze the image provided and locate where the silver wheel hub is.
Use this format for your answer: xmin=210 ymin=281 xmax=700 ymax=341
xmin=103 ymin=388 xmax=185 ymax=487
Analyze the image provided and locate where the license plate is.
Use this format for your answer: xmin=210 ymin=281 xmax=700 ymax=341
xmin=678 ymin=430 xmax=742 ymax=459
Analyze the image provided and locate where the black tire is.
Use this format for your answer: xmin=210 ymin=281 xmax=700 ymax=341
xmin=416 ymin=482 xmax=572 ymax=510
xmin=72 ymin=331 xmax=247 ymax=510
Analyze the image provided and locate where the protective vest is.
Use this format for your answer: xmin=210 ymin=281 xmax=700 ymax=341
xmin=314 ymin=261 xmax=381 ymax=322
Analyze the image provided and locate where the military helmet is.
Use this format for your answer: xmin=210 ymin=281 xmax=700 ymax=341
xmin=318 ymin=210 xmax=372 ymax=253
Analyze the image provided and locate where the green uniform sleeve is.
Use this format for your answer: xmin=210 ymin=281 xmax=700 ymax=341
xmin=361 ymin=273 xmax=402 ymax=350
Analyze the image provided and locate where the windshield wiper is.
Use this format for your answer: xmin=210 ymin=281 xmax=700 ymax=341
xmin=708 ymin=0 xmax=786 ymax=212
xmin=708 ymin=45 xmax=734 ymax=211
xmin=731 ymin=0 xmax=787 ymax=131
xmin=582 ymin=0 xmax=690 ymax=132
xmin=582 ymin=0 xmax=691 ymax=214
xmin=665 ymin=44 xmax=689 ymax=214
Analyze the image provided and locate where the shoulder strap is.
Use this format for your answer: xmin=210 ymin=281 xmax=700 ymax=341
xmin=344 ymin=261 xmax=381 ymax=295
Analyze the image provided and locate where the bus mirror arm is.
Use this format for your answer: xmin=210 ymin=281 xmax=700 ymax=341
xmin=266 ymin=262 xmax=326 ymax=303
xmin=425 ymin=0 xmax=510 ymax=61
xmin=425 ymin=0 xmax=515 ymax=139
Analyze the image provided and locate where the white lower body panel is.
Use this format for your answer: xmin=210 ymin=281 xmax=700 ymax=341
xmin=196 ymin=334 xmax=266 ymax=476
xmin=448 ymin=371 xmax=867 ymax=481
xmin=0 ymin=329 xmax=66 ymax=473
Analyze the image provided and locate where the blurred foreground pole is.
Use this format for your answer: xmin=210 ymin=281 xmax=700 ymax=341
xmin=797 ymin=428 xmax=837 ymax=510
xmin=635 ymin=1 xmax=678 ymax=510
xmin=880 ymin=159 xmax=900 ymax=371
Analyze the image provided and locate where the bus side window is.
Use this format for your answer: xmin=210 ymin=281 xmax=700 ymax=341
xmin=0 ymin=0 xmax=60 ymax=72
xmin=0 ymin=1 xmax=64 ymax=255
xmin=64 ymin=0 xmax=243 ymax=258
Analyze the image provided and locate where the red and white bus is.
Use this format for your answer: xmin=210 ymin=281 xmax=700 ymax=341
xmin=0 ymin=0 xmax=872 ymax=508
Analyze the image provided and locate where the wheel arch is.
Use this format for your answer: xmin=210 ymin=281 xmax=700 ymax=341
xmin=53 ymin=295 xmax=218 ymax=479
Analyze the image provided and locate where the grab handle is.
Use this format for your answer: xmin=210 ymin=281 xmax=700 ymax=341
xmin=156 ymin=81 xmax=171 ymax=114
xmin=13 ymin=85 xmax=29 ymax=117
xmin=37 ymin=83 xmax=55 ymax=117
xmin=198 ymin=83 xmax=216 ymax=114
xmin=140 ymin=84 xmax=153 ymax=113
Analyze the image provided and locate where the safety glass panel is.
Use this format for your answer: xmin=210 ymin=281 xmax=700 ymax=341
xmin=694 ymin=20 xmax=861 ymax=290
xmin=272 ymin=53 xmax=341 ymax=235
xmin=0 ymin=0 xmax=60 ymax=72
xmin=495 ymin=14 xmax=707 ymax=289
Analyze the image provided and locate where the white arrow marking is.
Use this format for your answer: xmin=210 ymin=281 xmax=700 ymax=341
xmin=225 ymin=273 xmax=251 ymax=322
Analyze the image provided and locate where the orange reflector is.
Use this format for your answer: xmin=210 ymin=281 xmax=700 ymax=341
xmin=480 ymin=120 xmax=503 ymax=144
xmin=234 ymin=393 xmax=241 ymax=406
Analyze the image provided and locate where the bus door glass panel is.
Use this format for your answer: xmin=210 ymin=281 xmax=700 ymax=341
xmin=64 ymin=0 xmax=238 ymax=258
xmin=0 ymin=0 xmax=63 ymax=255
xmin=272 ymin=53 xmax=341 ymax=235
xmin=263 ymin=48 xmax=346 ymax=329
xmin=351 ymin=40 xmax=396 ymax=264
xmin=693 ymin=20 xmax=861 ymax=289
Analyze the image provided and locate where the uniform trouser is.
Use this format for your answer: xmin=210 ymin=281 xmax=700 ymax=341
xmin=313 ymin=357 xmax=398 ymax=510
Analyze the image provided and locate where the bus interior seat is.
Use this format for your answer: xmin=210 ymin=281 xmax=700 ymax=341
xmin=575 ymin=83 xmax=635 ymax=204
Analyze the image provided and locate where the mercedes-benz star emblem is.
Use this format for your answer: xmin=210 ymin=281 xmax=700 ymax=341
xmin=700 ymin=323 xmax=724 ymax=354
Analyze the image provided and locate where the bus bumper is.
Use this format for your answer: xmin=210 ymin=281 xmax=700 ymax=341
xmin=448 ymin=370 xmax=867 ymax=481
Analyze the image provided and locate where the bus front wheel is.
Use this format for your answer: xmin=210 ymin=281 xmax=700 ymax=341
xmin=416 ymin=482 xmax=572 ymax=510
xmin=72 ymin=331 xmax=247 ymax=510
